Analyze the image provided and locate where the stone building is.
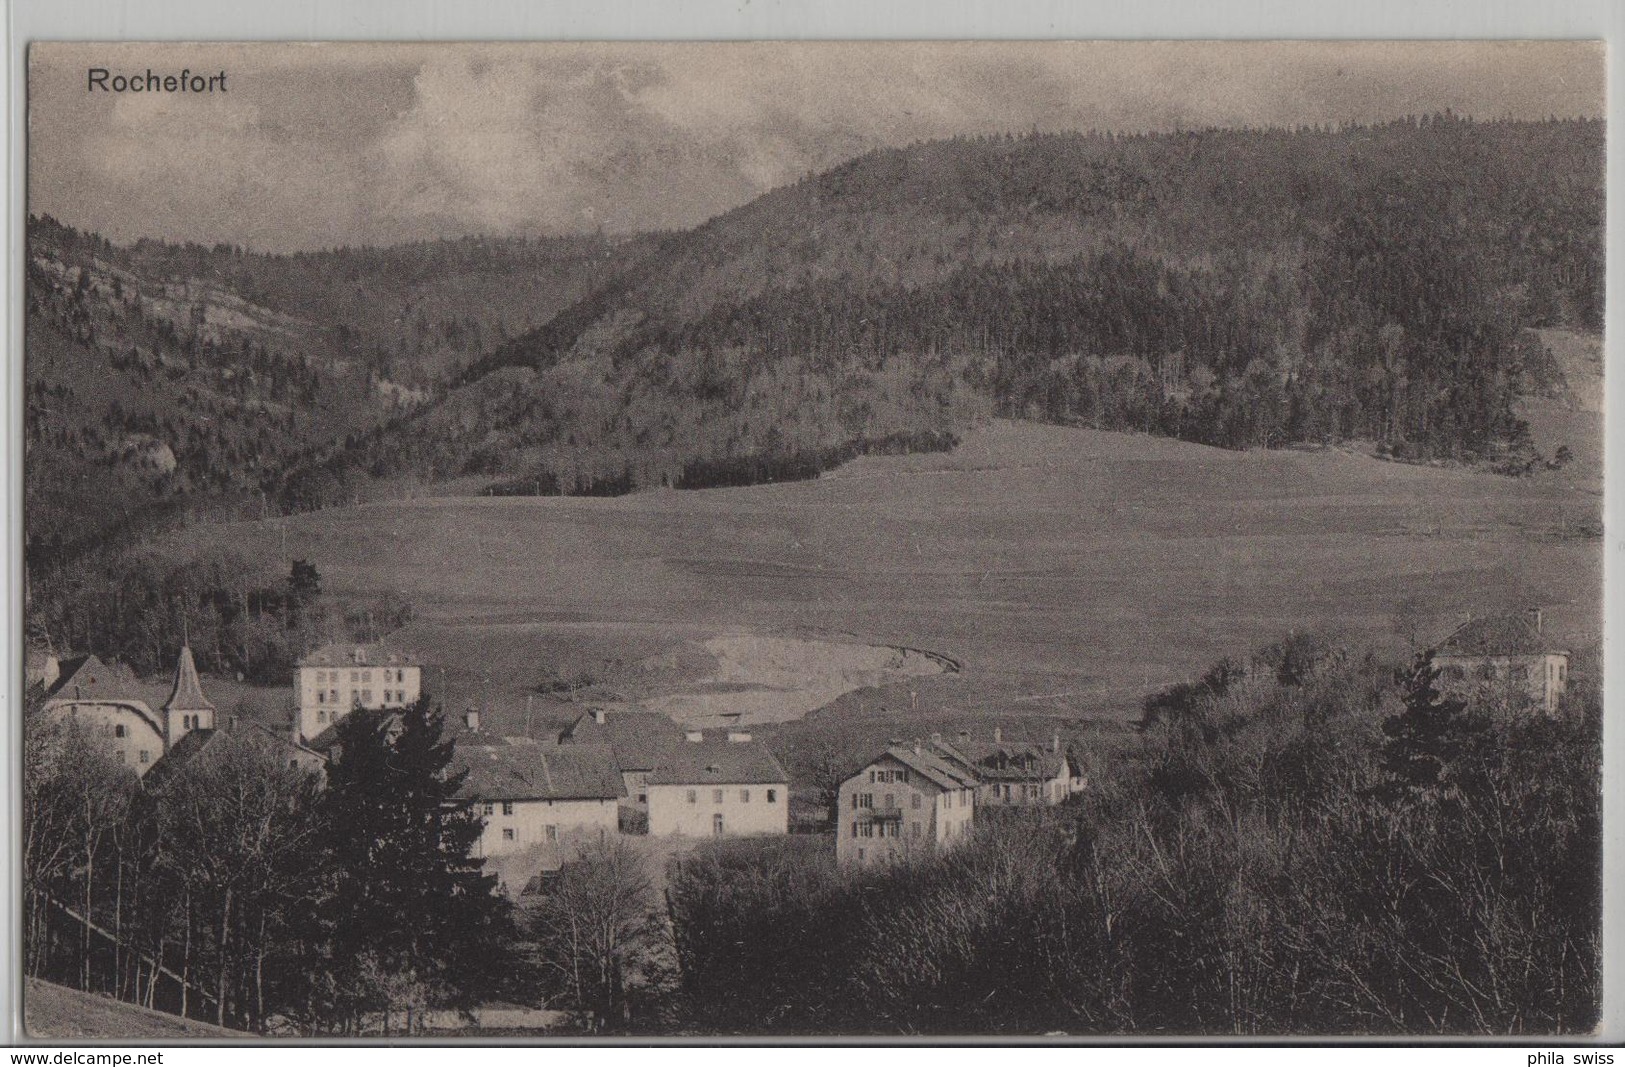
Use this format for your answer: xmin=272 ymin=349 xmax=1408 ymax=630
xmin=836 ymin=743 xmax=979 ymax=867
xmin=1432 ymin=608 xmax=1570 ymax=714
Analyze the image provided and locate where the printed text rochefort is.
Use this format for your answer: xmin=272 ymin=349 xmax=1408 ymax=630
xmin=87 ymin=68 xmax=227 ymax=93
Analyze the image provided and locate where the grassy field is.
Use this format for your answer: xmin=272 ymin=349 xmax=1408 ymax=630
xmin=24 ymin=978 xmax=244 ymax=1039
xmin=155 ymin=380 xmax=1601 ymax=741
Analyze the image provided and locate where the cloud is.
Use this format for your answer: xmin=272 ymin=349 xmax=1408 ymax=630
xmin=27 ymin=41 xmax=1604 ymax=250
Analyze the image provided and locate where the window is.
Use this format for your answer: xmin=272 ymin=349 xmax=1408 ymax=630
xmin=363 ymin=671 xmax=373 ymax=683
xmin=869 ymin=770 xmax=876 ymax=783
xmin=911 ymin=822 xmax=920 ymax=838
xmin=712 ymin=789 xmax=723 ymax=804
xmin=545 ymin=826 xmax=558 ymax=843
xmin=851 ymin=821 xmax=859 ymax=838
xmin=502 ymin=801 xmax=514 ymax=816
xmin=329 ymin=689 xmax=338 ymax=703
xmin=317 ymin=691 xmax=326 ymax=704
xmin=361 ymin=690 xmax=373 ymax=704
xmin=502 ymin=828 xmax=514 ymax=841
xmin=686 ymin=789 xmax=697 ymax=804
xmin=740 ymin=789 xmax=751 ymax=803
xmin=911 ymin=793 xmax=921 ymax=810
xmin=351 ymin=671 xmax=359 ymax=683
xmin=712 ymin=814 xmax=725 ymax=837
xmin=638 ymin=793 xmax=647 ymax=804
xmin=1559 ymin=664 xmax=1568 ymax=682
xmin=858 ymin=793 xmax=874 ymax=809
xmin=317 ymin=710 xmax=328 ymax=723
xmin=483 ymin=802 xmax=494 ymax=816
xmin=139 ymin=750 xmax=150 ymax=764
xmin=766 ymin=789 xmax=777 ymax=803
xmin=857 ymin=848 xmax=865 ymax=862
xmin=114 ymin=724 xmax=126 ymax=738
xmin=884 ymin=793 xmax=894 ymax=809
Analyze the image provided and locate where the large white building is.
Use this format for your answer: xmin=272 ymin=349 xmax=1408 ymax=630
xmin=452 ymin=742 xmax=625 ymax=895
xmin=35 ymin=647 xmax=218 ymax=777
xmin=295 ymin=643 xmax=421 ymax=743
xmin=836 ymin=743 xmax=979 ymax=867
xmin=644 ymin=731 xmax=789 ymax=838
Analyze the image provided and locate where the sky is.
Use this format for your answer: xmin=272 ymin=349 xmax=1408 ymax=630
xmin=28 ymin=40 xmax=1606 ymax=252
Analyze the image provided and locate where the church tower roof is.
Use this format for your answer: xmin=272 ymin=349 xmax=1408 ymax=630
xmin=162 ymin=645 xmax=214 ymax=712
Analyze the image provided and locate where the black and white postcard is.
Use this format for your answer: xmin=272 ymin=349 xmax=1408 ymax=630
xmin=19 ymin=40 xmax=1606 ymax=1040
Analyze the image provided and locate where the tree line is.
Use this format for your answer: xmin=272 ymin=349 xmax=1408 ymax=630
xmin=276 ymin=116 xmax=1600 ymax=508
xmin=662 ymin=636 xmax=1600 ymax=1035
xmin=29 ymin=554 xmax=411 ymax=683
xmin=25 ymin=700 xmax=522 ymax=1034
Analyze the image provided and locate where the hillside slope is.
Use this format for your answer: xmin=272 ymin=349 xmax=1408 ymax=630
xmin=296 ymin=116 xmax=1602 ymax=500
xmin=24 ymin=978 xmax=245 ymax=1039
xmin=25 ymin=216 xmax=656 ymax=567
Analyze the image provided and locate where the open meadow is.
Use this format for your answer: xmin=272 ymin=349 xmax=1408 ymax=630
xmin=155 ymin=396 xmax=1601 ymax=742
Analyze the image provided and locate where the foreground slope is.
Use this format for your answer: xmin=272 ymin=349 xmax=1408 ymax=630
xmin=24 ymin=979 xmax=243 ymax=1040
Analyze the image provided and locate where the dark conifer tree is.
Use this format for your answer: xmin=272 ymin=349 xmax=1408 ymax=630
xmin=1379 ymin=652 xmax=1493 ymax=795
xmin=312 ymin=700 xmax=520 ymax=1032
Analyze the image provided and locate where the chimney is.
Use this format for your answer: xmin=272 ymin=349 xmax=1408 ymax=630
xmin=464 ymin=709 xmax=481 ymax=732
xmin=1526 ymin=607 xmax=1543 ymax=634
xmin=591 ymin=707 xmax=607 ymax=725
xmin=685 ymin=729 xmax=704 ymax=743
xmin=1051 ymin=730 xmax=1061 ymax=753
xmin=929 ymin=731 xmax=942 ymax=746
xmin=993 ymin=726 xmax=1002 ymax=744
xmin=727 ymin=730 xmax=752 ymax=743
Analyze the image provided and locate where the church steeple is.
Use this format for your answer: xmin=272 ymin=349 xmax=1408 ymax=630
xmin=162 ymin=645 xmax=215 ymax=747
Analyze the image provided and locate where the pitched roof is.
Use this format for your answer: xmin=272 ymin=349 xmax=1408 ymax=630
xmin=297 ymin=643 xmax=420 ymax=668
xmin=44 ymin=654 xmax=148 ymax=705
xmin=559 ymin=710 xmax=687 ymax=770
xmin=144 ymin=721 xmax=325 ymax=792
xmin=872 ymin=744 xmax=980 ymax=791
xmin=1436 ymin=613 xmax=1567 ymax=658
xmin=453 ymin=742 xmax=626 ymax=801
xmin=933 ymin=738 xmax=1068 ymax=783
xmin=645 ymin=738 xmax=788 ymax=786
xmin=161 ymin=646 xmax=214 ymax=713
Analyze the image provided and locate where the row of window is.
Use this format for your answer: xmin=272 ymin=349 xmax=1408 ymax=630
xmin=118 ymin=749 xmax=151 ymax=765
xmin=497 ymin=825 xmax=559 ymax=843
xmin=315 ymin=688 xmax=409 ymax=706
xmin=1439 ymin=662 xmax=1568 ymax=684
xmin=851 ymin=821 xmax=921 ymax=839
xmin=684 ymin=788 xmax=778 ymax=804
xmin=852 ymin=791 xmax=922 ymax=811
xmin=868 ymin=768 xmax=910 ymax=784
xmin=311 ymin=668 xmax=411 ymax=685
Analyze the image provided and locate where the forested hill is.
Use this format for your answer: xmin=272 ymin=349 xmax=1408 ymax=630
xmin=24 ymin=215 xmax=655 ymax=569
xmin=286 ymin=115 xmax=1602 ymax=505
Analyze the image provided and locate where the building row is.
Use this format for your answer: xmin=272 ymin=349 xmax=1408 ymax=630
xmin=30 ymin=643 xmax=791 ymax=894
xmin=836 ymin=728 xmax=1089 ymax=867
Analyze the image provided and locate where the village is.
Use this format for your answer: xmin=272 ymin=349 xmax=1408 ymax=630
xmin=26 ymin=602 xmax=1570 ymax=887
